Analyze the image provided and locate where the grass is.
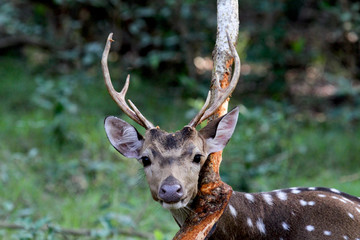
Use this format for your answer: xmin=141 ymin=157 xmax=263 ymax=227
xmin=0 ymin=57 xmax=359 ymax=239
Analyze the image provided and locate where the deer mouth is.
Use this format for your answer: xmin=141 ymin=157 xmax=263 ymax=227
xmin=160 ymin=198 xmax=189 ymax=210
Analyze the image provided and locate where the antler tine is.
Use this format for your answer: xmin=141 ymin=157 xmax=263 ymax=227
xmin=188 ymin=31 xmax=241 ymax=127
xmin=101 ymin=33 xmax=154 ymax=129
xmin=198 ymin=31 xmax=241 ymax=124
xmin=128 ymin=100 xmax=154 ymax=129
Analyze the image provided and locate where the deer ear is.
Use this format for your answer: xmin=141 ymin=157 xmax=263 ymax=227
xmin=199 ymin=107 xmax=239 ymax=154
xmin=104 ymin=116 xmax=144 ymax=159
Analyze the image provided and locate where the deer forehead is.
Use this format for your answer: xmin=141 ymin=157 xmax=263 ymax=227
xmin=142 ymin=127 xmax=205 ymax=158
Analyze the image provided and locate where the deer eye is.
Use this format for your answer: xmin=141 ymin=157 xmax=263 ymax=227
xmin=193 ymin=154 xmax=202 ymax=164
xmin=141 ymin=156 xmax=151 ymax=167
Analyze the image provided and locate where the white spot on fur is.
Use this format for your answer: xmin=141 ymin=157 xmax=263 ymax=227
xmin=282 ymin=222 xmax=290 ymax=231
xmin=331 ymin=196 xmax=349 ymax=204
xmin=308 ymin=201 xmax=315 ymax=206
xmin=344 ymin=236 xmax=349 ymax=240
xmin=330 ymin=188 xmax=340 ymax=194
xmin=339 ymin=198 xmax=347 ymax=204
xmin=276 ymin=191 xmax=287 ymax=201
xmin=256 ymin=219 xmax=266 ymax=234
xmin=348 ymin=212 xmax=354 ymax=219
xmin=308 ymin=187 xmax=316 ymax=190
xmin=318 ymin=194 xmax=326 ymax=198
xmin=245 ymin=193 xmax=255 ymax=203
xmin=229 ymin=204 xmax=237 ymax=217
xmin=324 ymin=230 xmax=332 ymax=236
xmin=247 ymin=217 xmax=253 ymax=227
xmin=300 ymin=200 xmax=315 ymax=206
xmin=342 ymin=197 xmax=354 ymax=204
xmin=291 ymin=189 xmax=301 ymax=194
xmin=356 ymin=207 xmax=360 ymax=214
xmin=306 ymin=225 xmax=315 ymax=232
xmin=263 ymin=193 xmax=273 ymax=205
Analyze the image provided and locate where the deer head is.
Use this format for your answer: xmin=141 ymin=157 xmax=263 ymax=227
xmin=101 ymin=33 xmax=240 ymax=210
xmin=104 ymin=108 xmax=238 ymax=209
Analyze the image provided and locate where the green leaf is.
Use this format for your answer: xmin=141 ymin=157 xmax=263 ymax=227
xmin=291 ymin=37 xmax=305 ymax=54
xmin=154 ymin=229 xmax=164 ymax=240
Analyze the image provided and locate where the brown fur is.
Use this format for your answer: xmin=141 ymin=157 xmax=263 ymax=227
xmin=209 ymin=188 xmax=360 ymax=239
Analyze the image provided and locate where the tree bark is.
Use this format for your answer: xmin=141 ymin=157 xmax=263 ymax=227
xmin=173 ymin=0 xmax=239 ymax=239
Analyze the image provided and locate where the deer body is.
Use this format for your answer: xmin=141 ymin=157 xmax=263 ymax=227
xmin=101 ymin=33 xmax=360 ymax=239
xmin=202 ymin=188 xmax=360 ymax=239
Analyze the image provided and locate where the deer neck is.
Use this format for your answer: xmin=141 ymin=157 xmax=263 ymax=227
xmin=169 ymin=201 xmax=195 ymax=226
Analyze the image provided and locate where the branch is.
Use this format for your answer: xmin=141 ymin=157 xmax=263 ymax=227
xmin=0 ymin=221 xmax=153 ymax=239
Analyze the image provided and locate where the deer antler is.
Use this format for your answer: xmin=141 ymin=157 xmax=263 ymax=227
xmin=101 ymin=33 xmax=154 ymax=129
xmin=188 ymin=31 xmax=241 ymax=127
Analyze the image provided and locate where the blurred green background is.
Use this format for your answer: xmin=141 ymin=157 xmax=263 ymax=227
xmin=0 ymin=0 xmax=359 ymax=239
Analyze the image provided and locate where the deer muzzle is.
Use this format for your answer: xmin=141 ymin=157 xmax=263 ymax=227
xmin=158 ymin=175 xmax=184 ymax=205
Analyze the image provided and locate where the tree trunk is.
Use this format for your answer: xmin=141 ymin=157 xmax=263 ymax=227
xmin=173 ymin=0 xmax=239 ymax=239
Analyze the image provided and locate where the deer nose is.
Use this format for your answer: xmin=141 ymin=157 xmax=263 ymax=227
xmin=159 ymin=184 xmax=183 ymax=203
xmin=158 ymin=176 xmax=184 ymax=203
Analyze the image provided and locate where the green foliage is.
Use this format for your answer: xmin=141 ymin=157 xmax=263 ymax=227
xmin=32 ymin=76 xmax=79 ymax=148
xmin=0 ymin=0 xmax=217 ymax=97
xmin=1 ymin=0 xmax=359 ymax=98
xmin=221 ymin=100 xmax=360 ymax=192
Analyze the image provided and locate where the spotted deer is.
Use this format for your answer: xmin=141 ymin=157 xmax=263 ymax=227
xmin=101 ymin=33 xmax=360 ymax=239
